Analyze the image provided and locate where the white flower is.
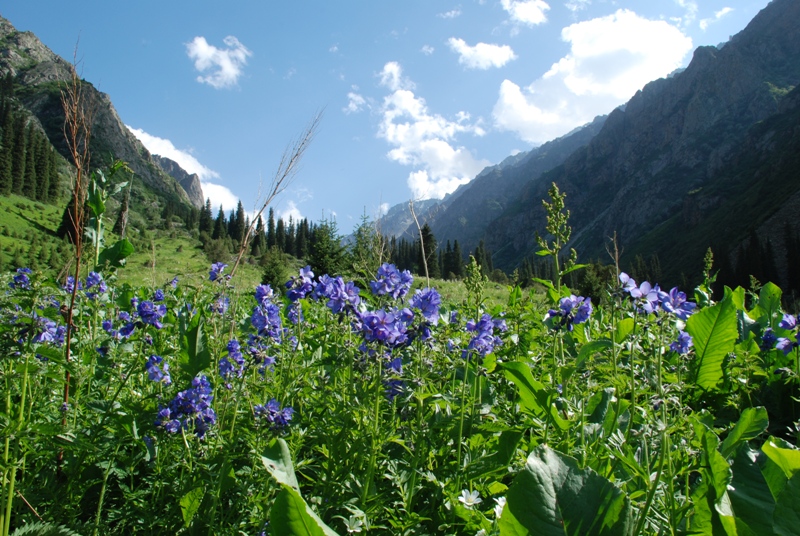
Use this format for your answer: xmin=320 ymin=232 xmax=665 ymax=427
xmin=458 ymin=489 xmax=482 ymax=508
xmin=343 ymin=515 xmax=363 ymax=533
xmin=494 ymin=496 xmax=507 ymax=519
xmin=475 ymin=530 xmax=488 ymax=536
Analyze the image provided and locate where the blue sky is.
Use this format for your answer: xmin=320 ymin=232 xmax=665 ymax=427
xmin=2 ymin=0 xmax=770 ymax=231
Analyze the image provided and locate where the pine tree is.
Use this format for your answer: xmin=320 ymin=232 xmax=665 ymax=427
xmin=295 ymin=218 xmax=308 ymax=259
xmin=46 ymin=148 xmax=59 ymax=201
xmin=232 ymin=201 xmax=246 ymax=243
xmin=22 ymin=126 xmax=37 ymax=199
xmin=452 ymin=240 xmax=464 ymax=278
xmin=35 ymin=137 xmax=50 ymax=201
xmin=10 ymin=115 xmax=26 ymax=194
xmin=308 ymin=218 xmax=345 ymax=276
xmin=198 ymin=198 xmax=213 ymax=234
xmin=416 ymin=223 xmax=439 ymax=278
xmin=285 ymin=217 xmax=295 ymax=257
xmin=251 ymin=215 xmax=266 ymax=256
xmin=212 ymin=205 xmax=227 ymax=240
xmin=0 ymin=104 xmax=13 ymax=194
xmin=267 ymin=208 xmax=276 ymax=248
xmin=275 ymin=218 xmax=286 ymax=252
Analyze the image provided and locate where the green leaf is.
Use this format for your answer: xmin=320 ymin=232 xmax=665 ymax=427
xmin=180 ymin=487 xmax=204 ymax=527
xmin=773 ymin=472 xmax=800 ymax=536
xmin=500 ymin=362 xmax=547 ymax=416
xmin=749 ymin=282 xmax=783 ymax=323
xmin=728 ymin=445 xmax=777 ymax=535
xmin=97 ymin=238 xmax=134 ymax=269
xmin=508 ymin=285 xmax=523 ymax=308
xmin=761 ymin=437 xmax=800 ymax=500
xmin=561 ymin=263 xmax=589 ymax=276
xmin=463 ymin=430 xmax=523 ymax=481
xmin=270 ymin=487 xmax=338 ymax=536
xmin=179 ymin=315 xmax=211 ymax=378
xmin=262 ymin=439 xmax=338 ymax=536
xmin=613 ymin=318 xmax=634 ymax=344
xmin=499 ymin=445 xmax=634 ymax=536
xmin=720 ymin=407 xmax=769 ymax=459
xmin=576 ymin=340 xmax=613 ymax=369
xmin=686 ymin=289 xmax=738 ymax=391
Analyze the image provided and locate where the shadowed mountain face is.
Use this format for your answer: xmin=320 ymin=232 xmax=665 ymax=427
xmin=475 ymin=0 xmax=800 ymax=283
xmin=0 ymin=16 xmax=202 ymax=208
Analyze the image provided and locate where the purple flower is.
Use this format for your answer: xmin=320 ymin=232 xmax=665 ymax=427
xmin=462 ymin=313 xmax=505 ymax=359
xmin=254 ymin=399 xmax=294 ymax=429
xmin=251 ymin=302 xmax=283 ymax=341
xmin=219 ymin=340 xmax=245 ymax=384
xmin=153 ymin=289 xmax=165 ymax=302
xmin=779 ymin=314 xmax=798 ymax=331
xmin=670 ymin=331 xmax=693 ymax=355
xmin=287 ymin=302 xmax=302 ymax=325
xmin=170 ymin=276 xmax=179 ymax=289
xmin=370 ymin=263 xmax=413 ymax=300
xmin=255 ymin=284 xmax=274 ymax=306
xmin=285 ymin=266 xmax=315 ymax=302
xmin=155 ymin=375 xmax=216 ymax=439
xmin=32 ymin=316 xmax=58 ymax=344
xmin=137 ymin=300 xmax=167 ymax=329
xmin=619 ymin=272 xmax=637 ymax=293
xmin=10 ymin=268 xmax=32 ymax=290
xmin=546 ymin=295 xmax=593 ymax=331
xmin=315 ymin=275 xmax=361 ymax=314
xmin=409 ymin=287 xmax=441 ymax=324
xmin=761 ymin=327 xmax=778 ymax=350
xmin=145 ymin=355 xmax=171 ymax=385
xmin=209 ymin=262 xmax=227 ymax=282
xmin=658 ymin=287 xmax=696 ymax=320
xmin=776 ymin=335 xmax=799 ymax=356
xmin=358 ymin=309 xmax=409 ymax=347
xmin=210 ymin=294 xmax=229 ymax=315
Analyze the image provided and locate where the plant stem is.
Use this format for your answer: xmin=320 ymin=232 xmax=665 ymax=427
xmin=93 ymin=442 xmax=122 ymax=536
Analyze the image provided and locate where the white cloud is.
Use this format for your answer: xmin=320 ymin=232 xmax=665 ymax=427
xmin=279 ymin=200 xmax=303 ymax=222
xmin=501 ymin=0 xmax=550 ymax=26
xmin=493 ymin=9 xmax=693 ymax=144
xmin=329 ymin=44 xmax=339 ymax=53
xmin=377 ymin=62 xmax=489 ymax=200
xmin=378 ymin=61 xmax=415 ymax=92
xmin=674 ymin=0 xmax=699 ymax=27
xmin=344 ymin=92 xmax=367 ymax=114
xmin=421 ymin=45 xmax=435 ymax=55
xmin=447 ymin=38 xmax=517 ymax=69
xmin=565 ymin=0 xmax=591 ymax=12
xmin=699 ymin=7 xmax=733 ymax=31
xmin=438 ymin=8 xmax=462 ymax=18
xmin=127 ymin=126 xmax=238 ymax=211
xmin=379 ymin=202 xmax=390 ymax=216
xmin=186 ymin=36 xmax=252 ymax=89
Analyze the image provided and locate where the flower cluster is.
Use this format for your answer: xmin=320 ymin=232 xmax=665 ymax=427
xmin=670 ymin=331 xmax=693 ymax=355
xmin=251 ymin=296 xmax=283 ymax=342
xmin=32 ymin=315 xmax=67 ymax=345
xmin=356 ymin=309 xmax=411 ymax=348
xmin=775 ymin=314 xmax=800 ymax=355
xmin=84 ymin=271 xmax=107 ymax=300
xmin=145 ymin=355 xmax=171 ymax=385
xmin=254 ymin=398 xmax=294 ymax=430
xmin=546 ymin=295 xmax=592 ymax=331
xmin=463 ymin=313 xmax=507 ymax=359
xmin=619 ymin=273 xmax=697 ymax=319
xmin=314 ymin=274 xmax=361 ymax=314
xmin=210 ymin=294 xmax=229 ymax=315
xmin=409 ymin=287 xmax=441 ymax=324
xmin=209 ymin=262 xmax=227 ymax=282
xmin=9 ymin=268 xmax=32 ymax=290
xmin=285 ymin=266 xmax=315 ymax=302
xmin=219 ymin=339 xmax=245 ymax=386
xmin=137 ymin=300 xmax=167 ymax=329
xmin=370 ymin=263 xmax=413 ymax=300
xmin=156 ymin=375 xmax=216 ymax=439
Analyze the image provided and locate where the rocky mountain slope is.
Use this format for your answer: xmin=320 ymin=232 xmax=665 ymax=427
xmin=477 ymin=0 xmax=800 ymax=284
xmin=0 ymin=15 xmax=202 ymax=208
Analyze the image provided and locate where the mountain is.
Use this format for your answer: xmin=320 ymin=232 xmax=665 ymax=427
xmin=476 ymin=0 xmax=800 ymax=285
xmin=153 ymin=155 xmax=205 ymax=207
xmin=0 ymin=15 xmax=202 ymax=208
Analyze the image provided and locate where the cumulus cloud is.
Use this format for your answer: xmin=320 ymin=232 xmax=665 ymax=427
xmin=127 ymin=126 xmax=239 ymax=211
xmin=447 ymin=38 xmax=516 ymax=69
xmin=379 ymin=202 xmax=390 ymax=216
xmin=699 ymin=7 xmax=733 ymax=31
xmin=501 ymin=0 xmax=550 ymax=26
xmin=438 ymin=8 xmax=462 ymax=18
xmin=421 ymin=45 xmax=435 ymax=55
xmin=674 ymin=0 xmax=699 ymax=27
xmin=279 ymin=200 xmax=303 ymax=222
xmin=377 ymin=62 xmax=489 ymax=200
xmin=186 ymin=36 xmax=252 ymax=89
xmin=493 ymin=9 xmax=693 ymax=144
xmin=344 ymin=92 xmax=367 ymax=114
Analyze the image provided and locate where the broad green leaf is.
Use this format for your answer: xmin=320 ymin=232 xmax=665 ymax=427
xmin=761 ymin=437 xmax=800 ymax=500
xmin=686 ymin=290 xmax=738 ymax=391
xmin=270 ymin=487 xmax=338 ymax=536
xmin=749 ymin=282 xmax=782 ymax=323
xmin=773 ymin=472 xmax=800 ymax=536
xmin=180 ymin=486 xmax=204 ymax=527
xmin=721 ymin=407 xmax=769 ymax=458
xmin=261 ymin=438 xmax=300 ymax=491
xmin=499 ymin=445 xmax=634 ymax=536
xmin=500 ymin=362 xmax=547 ymax=415
xmin=508 ymin=285 xmax=523 ymax=307
xmin=728 ymin=445 xmax=776 ymax=535
xmin=561 ymin=263 xmax=589 ymax=276
xmin=613 ymin=318 xmax=635 ymax=344
xmin=179 ymin=315 xmax=211 ymax=378
xmin=262 ymin=439 xmax=338 ymax=536
xmin=97 ymin=238 xmax=134 ymax=269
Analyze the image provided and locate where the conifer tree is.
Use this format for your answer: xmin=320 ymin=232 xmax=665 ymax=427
xmin=35 ymin=136 xmax=50 ymax=201
xmin=275 ymin=218 xmax=286 ymax=252
xmin=0 ymin=104 xmax=13 ymax=194
xmin=46 ymin=149 xmax=59 ymax=201
xmin=452 ymin=240 xmax=464 ymax=278
xmin=232 ymin=201 xmax=246 ymax=243
xmin=212 ymin=205 xmax=227 ymax=240
xmin=198 ymin=198 xmax=213 ymax=234
xmin=267 ymin=208 xmax=276 ymax=248
xmin=285 ymin=217 xmax=295 ymax=257
xmin=22 ymin=126 xmax=37 ymax=199
xmin=10 ymin=115 xmax=26 ymax=194
xmin=251 ymin=215 xmax=266 ymax=256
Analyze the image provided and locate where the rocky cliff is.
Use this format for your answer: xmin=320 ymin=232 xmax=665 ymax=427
xmin=481 ymin=0 xmax=800 ymax=283
xmin=153 ymin=155 xmax=204 ymax=207
xmin=0 ymin=16 xmax=202 ymax=208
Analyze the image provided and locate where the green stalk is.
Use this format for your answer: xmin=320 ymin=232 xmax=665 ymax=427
xmin=634 ymin=428 xmax=667 ymax=536
xmin=455 ymin=359 xmax=471 ymax=491
xmin=361 ymin=356 xmax=383 ymax=506
xmin=92 ymin=442 xmax=122 ymax=536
